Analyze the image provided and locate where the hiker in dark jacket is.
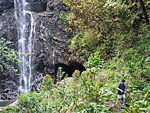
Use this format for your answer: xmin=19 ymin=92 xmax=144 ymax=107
xmin=116 ymin=80 xmax=126 ymax=106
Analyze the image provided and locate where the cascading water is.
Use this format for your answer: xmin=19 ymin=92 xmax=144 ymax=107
xmin=14 ymin=0 xmax=36 ymax=93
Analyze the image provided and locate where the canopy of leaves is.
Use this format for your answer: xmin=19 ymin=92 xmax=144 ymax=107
xmin=61 ymin=0 xmax=150 ymax=61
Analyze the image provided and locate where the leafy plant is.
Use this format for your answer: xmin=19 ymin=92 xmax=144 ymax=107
xmin=0 ymin=37 xmax=31 ymax=73
xmin=123 ymin=90 xmax=150 ymax=113
xmin=0 ymin=38 xmax=21 ymax=72
xmin=86 ymin=51 xmax=103 ymax=69
xmin=40 ymin=74 xmax=54 ymax=91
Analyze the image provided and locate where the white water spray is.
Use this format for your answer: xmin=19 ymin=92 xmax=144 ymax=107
xmin=14 ymin=0 xmax=36 ymax=93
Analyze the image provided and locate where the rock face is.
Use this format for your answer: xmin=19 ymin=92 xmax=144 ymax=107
xmin=31 ymin=0 xmax=70 ymax=79
xmin=0 ymin=71 xmax=19 ymax=100
xmin=0 ymin=3 xmax=18 ymax=100
xmin=25 ymin=0 xmax=48 ymax=12
xmin=0 ymin=0 xmax=72 ymax=99
xmin=0 ymin=0 xmax=14 ymax=14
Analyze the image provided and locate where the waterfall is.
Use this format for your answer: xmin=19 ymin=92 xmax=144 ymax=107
xmin=14 ymin=0 xmax=36 ymax=93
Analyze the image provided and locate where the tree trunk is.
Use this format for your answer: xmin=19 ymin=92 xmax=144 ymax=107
xmin=139 ymin=0 xmax=149 ymax=25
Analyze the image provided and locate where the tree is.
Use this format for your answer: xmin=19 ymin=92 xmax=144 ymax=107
xmin=61 ymin=0 xmax=138 ymax=61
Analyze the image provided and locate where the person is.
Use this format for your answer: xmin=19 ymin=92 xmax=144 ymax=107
xmin=116 ymin=79 xmax=126 ymax=106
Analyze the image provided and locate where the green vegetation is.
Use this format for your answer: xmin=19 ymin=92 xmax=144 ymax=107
xmin=1 ymin=0 xmax=150 ymax=112
xmin=2 ymin=68 xmax=150 ymax=112
xmin=0 ymin=38 xmax=21 ymax=73
xmin=0 ymin=37 xmax=31 ymax=74
xmin=61 ymin=0 xmax=150 ymax=62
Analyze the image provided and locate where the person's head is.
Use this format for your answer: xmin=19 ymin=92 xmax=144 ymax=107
xmin=121 ymin=79 xmax=125 ymax=84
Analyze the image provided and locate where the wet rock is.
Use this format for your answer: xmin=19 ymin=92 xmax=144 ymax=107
xmin=25 ymin=0 xmax=48 ymax=12
xmin=0 ymin=70 xmax=19 ymax=100
xmin=0 ymin=0 xmax=14 ymax=14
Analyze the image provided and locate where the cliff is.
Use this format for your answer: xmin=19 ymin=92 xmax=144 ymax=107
xmin=0 ymin=0 xmax=70 ymax=99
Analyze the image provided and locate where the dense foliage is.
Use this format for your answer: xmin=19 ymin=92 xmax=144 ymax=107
xmin=61 ymin=0 xmax=150 ymax=62
xmin=1 ymin=0 xmax=150 ymax=112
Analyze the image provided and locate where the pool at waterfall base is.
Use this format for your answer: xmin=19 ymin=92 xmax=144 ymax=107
xmin=0 ymin=100 xmax=16 ymax=107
